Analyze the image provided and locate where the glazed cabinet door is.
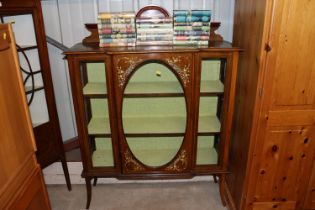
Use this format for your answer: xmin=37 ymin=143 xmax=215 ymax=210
xmin=246 ymin=0 xmax=315 ymax=209
xmin=67 ymin=54 xmax=120 ymax=174
xmin=193 ymin=51 xmax=238 ymax=173
xmin=112 ymin=53 xmax=194 ymax=175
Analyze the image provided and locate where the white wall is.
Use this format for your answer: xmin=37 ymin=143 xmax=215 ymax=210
xmin=41 ymin=0 xmax=235 ymax=141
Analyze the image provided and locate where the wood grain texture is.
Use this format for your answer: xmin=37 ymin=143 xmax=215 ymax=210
xmin=304 ymin=162 xmax=315 ymax=209
xmin=230 ymin=0 xmax=315 ymax=209
xmin=0 ymin=23 xmax=51 ymax=210
xmin=65 ymin=43 xmax=240 ymax=208
xmin=226 ymin=0 xmax=272 ymax=209
xmin=0 ymin=0 xmax=71 ymax=190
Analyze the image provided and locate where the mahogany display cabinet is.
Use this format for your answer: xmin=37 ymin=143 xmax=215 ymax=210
xmin=64 ymin=41 xmax=240 ymax=208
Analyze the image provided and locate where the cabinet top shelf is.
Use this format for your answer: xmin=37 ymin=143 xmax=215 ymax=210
xmin=64 ymin=41 xmax=241 ymax=56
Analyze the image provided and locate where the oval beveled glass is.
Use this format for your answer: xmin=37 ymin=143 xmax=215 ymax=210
xmin=122 ymin=62 xmax=186 ymax=167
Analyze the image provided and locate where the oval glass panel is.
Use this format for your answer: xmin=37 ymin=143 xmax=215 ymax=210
xmin=122 ymin=62 xmax=186 ymax=167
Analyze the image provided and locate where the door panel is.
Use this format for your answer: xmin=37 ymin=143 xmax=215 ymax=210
xmin=268 ymin=0 xmax=315 ymax=108
xmin=252 ymin=201 xmax=296 ymax=210
xmin=247 ymin=125 xmax=315 ymax=209
xmin=0 ymin=23 xmax=51 ymax=210
xmin=304 ymin=161 xmax=315 ymax=209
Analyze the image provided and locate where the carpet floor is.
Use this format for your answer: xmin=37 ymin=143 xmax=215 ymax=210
xmin=47 ymin=181 xmax=227 ymax=210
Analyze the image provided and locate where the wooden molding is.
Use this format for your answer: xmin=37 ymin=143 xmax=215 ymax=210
xmin=63 ymin=136 xmax=79 ymax=152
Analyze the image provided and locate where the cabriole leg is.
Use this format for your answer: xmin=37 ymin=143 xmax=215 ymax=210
xmin=85 ymin=177 xmax=92 ymax=209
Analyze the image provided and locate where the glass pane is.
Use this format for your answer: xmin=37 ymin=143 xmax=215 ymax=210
xmin=196 ymin=136 xmax=218 ymax=165
xmin=122 ymin=62 xmax=186 ymax=167
xmin=3 ymin=14 xmax=49 ymax=127
xmin=197 ymin=59 xmax=225 ymax=166
xmin=81 ymin=62 xmax=114 ymax=167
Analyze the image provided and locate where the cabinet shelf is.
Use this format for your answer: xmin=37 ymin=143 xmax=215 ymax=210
xmin=200 ymin=80 xmax=224 ymax=96
xmin=83 ymin=80 xmax=224 ymax=98
xmin=83 ymin=83 xmax=107 ymax=97
xmin=87 ymin=115 xmax=220 ymax=137
xmin=198 ymin=116 xmax=221 ymax=134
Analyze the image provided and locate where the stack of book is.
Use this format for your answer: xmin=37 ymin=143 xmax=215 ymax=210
xmin=136 ymin=15 xmax=173 ymax=46
xmin=173 ymin=10 xmax=211 ymax=45
xmin=97 ymin=12 xmax=136 ymax=47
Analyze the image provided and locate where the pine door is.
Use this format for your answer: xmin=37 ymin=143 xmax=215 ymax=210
xmin=246 ymin=0 xmax=315 ymax=209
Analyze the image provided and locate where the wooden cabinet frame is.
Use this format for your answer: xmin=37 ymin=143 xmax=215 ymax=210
xmin=65 ymin=42 xmax=240 ymax=209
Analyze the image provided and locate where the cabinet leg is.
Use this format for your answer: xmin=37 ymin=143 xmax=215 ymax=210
xmin=93 ymin=177 xmax=98 ymax=186
xmin=85 ymin=177 xmax=92 ymax=209
xmin=60 ymin=157 xmax=72 ymax=191
xmin=213 ymin=175 xmax=218 ymax=183
xmin=218 ymin=174 xmax=227 ymax=206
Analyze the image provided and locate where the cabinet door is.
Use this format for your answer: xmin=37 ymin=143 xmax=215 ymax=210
xmin=304 ymin=162 xmax=315 ymax=209
xmin=66 ymin=55 xmax=121 ymax=173
xmin=112 ymin=53 xmax=194 ymax=175
xmin=247 ymin=125 xmax=315 ymax=209
xmin=247 ymin=0 xmax=315 ymax=209
xmin=0 ymin=23 xmax=51 ymax=210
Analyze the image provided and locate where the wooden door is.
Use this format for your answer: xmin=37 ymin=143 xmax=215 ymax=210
xmin=304 ymin=163 xmax=315 ymax=209
xmin=0 ymin=24 xmax=51 ymax=210
xmin=246 ymin=0 xmax=315 ymax=209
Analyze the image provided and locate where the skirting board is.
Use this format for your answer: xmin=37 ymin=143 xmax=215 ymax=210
xmin=43 ymin=162 xmax=214 ymax=185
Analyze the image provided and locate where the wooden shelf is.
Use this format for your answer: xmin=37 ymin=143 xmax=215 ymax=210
xmin=88 ymin=115 xmax=220 ymax=136
xmin=83 ymin=83 xmax=107 ymax=97
xmin=83 ymin=80 xmax=224 ymax=98
xmin=198 ymin=116 xmax=221 ymax=134
xmin=88 ymin=117 xmax=111 ymax=136
xmin=200 ymin=80 xmax=224 ymax=96
xmin=93 ymin=146 xmax=218 ymax=167
xmin=196 ymin=147 xmax=218 ymax=165
xmin=92 ymin=149 xmax=114 ymax=167
xmin=125 ymin=81 xmax=184 ymax=97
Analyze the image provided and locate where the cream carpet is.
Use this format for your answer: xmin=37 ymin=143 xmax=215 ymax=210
xmin=47 ymin=181 xmax=227 ymax=210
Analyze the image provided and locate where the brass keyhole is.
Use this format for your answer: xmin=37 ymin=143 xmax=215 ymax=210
xmin=3 ymin=32 xmax=7 ymax=40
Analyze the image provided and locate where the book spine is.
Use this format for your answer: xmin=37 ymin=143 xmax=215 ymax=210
xmin=137 ymin=31 xmax=174 ymax=37
xmin=98 ymin=28 xmax=136 ymax=34
xmin=136 ymin=40 xmax=173 ymax=46
xmin=99 ymin=38 xmax=136 ymax=44
xmin=136 ymin=18 xmax=173 ymax=24
xmin=173 ymin=40 xmax=209 ymax=45
xmin=174 ymin=35 xmax=209 ymax=41
xmin=174 ymin=22 xmax=210 ymax=27
xmin=173 ymin=26 xmax=210 ymax=31
xmin=99 ymin=42 xmax=136 ymax=47
xmin=98 ymin=18 xmax=135 ymax=24
xmin=173 ymin=10 xmax=211 ymax=17
xmin=174 ymin=15 xmax=210 ymax=23
xmin=136 ymin=23 xmax=173 ymax=29
xmin=98 ymin=13 xmax=135 ymax=19
xmin=136 ymin=28 xmax=173 ymax=33
xmin=97 ymin=23 xmax=135 ymax=28
xmin=174 ymin=31 xmax=209 ymax=36
xmin=99 ymin=34 xmax=136 ymax=39
xmin=137 ymin=35 xmax=173 ymax=41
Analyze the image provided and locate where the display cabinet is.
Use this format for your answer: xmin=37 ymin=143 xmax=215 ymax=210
xmin=65 ymin=42 xmax=240 ymax=208
xmin=0 ymin=0 xmax=71 ymax=190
